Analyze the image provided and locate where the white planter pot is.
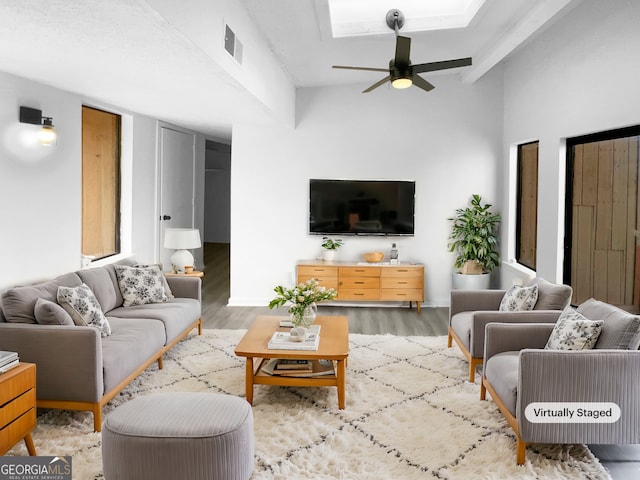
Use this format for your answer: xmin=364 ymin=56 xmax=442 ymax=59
xmin=452 ymin=272 xmax=491 ymax=290
xmin=321 ymin=250 xmax=335 ymax=262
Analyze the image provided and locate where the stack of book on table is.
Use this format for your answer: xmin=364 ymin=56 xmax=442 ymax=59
xmin=267 ymin=325 xmax=321 ymax=351
xmin=261 ymin=358 xmax=335 ymax=377
xmin=0 ymin=350 xmax=19 ymax=373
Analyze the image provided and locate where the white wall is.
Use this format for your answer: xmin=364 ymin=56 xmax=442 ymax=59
xmin=501 ymin=0 xmax=640 ymax=286
xmin=229 ymin=69 xmax=504 ymax=307
xmin=0 ymin=72 xmax=81 ymax=288
xmin=0 ymin=71 xmax=206 ymax=289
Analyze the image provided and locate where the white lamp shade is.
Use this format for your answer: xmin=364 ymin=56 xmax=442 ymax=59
xmin=164 ymin=228 xmax=201 ymax=249
xmin=164 ymin=228 xmax=201 ymax=273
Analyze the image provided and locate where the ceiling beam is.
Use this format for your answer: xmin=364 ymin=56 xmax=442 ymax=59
xmin=462 ymin=0 xmax=583 ymax=83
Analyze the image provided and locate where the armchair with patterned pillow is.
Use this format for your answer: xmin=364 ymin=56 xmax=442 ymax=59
xmin=480 ymin=298 xmax=640 ymax=464
xmin=448 ymin=277 xmax=572 ymax=381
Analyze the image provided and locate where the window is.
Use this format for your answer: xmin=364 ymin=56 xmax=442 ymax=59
xmin=81 ymin=106 xmax=121 ymax=260
xmin=516 ymin=141 xmax=539 ymax=270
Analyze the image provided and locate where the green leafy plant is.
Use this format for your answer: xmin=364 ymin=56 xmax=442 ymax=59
xmin=268 ymin=279 xmax=337 ymax=326
xmin=448 ymin=194 xmax=501 ymax=273
xmin=321 ymin=237 xmax=343 ymax=250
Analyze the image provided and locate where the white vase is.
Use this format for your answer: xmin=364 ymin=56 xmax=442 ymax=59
xmin=321 ymin=250 xmax=335 ymax=262
xmin=452 ymin=272 xmax=491 ymax=290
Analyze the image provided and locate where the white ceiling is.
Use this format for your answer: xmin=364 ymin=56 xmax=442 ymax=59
xmin=0 ymin=0 xmax=580 ymax=141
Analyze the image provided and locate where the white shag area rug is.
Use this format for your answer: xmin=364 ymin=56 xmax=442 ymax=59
xmin=8 ymin=329 xmax=611 ymax=479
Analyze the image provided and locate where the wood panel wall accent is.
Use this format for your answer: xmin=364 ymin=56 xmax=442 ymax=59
xmin=82 ymin=107 xmax=121 ymax=259
xmin=570 ymin=136 xmax=639 ymax=310
xmin=517 ymin=142 xmax=538 ymax=270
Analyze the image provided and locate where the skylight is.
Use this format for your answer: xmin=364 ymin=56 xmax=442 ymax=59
xmin=327 ymin=0 xmax=486 ymax=38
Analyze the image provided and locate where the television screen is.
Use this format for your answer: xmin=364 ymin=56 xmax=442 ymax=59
xmin=309 ymin=179 xmax=415 ymax=236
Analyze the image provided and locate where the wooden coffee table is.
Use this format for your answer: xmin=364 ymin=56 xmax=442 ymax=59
xmin=234 ymin=316 xmax=349 ymax=409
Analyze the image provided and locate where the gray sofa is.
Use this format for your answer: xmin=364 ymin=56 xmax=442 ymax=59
xmin=0 ymin=263 xmax=202 ymax=432
xmin=481 ymin=298 xmax=640 ymax=464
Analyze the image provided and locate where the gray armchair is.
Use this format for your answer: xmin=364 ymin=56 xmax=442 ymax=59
xmin=480 ymin=299 xmax=640 ymax=464
xmin=448 ymin=278 xmax=572 ymax=381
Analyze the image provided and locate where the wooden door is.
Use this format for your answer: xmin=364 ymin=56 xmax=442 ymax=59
xmin=158 ymin=126 xmax=196 ymax=270
xmin=567 ymin=133 xmax=639 ymax=311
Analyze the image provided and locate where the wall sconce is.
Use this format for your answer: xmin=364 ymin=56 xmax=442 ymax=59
xmin=19 ymin=106 xmax=57 ymax=146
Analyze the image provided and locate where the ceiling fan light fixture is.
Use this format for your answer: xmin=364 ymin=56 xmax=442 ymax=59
xmin=392 ymin=77 xmax=412 ymax=89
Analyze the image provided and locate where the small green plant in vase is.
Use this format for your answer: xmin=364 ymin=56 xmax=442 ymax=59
xmin=269 ymin=279 xmax=337 ymax=340
xmin=321 ymin=237 xmax=343 ymax=261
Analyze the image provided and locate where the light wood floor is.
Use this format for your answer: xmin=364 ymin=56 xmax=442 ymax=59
xmin=200 ymin=243 xmax=639 ymax=479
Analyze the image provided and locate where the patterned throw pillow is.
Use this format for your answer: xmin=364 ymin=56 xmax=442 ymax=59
xmin=545 ymin=308 xmax=603 ymax=350
xmin=134 ymin=264 xmax=174 ymax=300
xmin=499 ymin=284 xmax=539 ymax=311
xmin=114 ymin=264 xmax=168 ymax=307
xmin=57 ymin=284 xmax=111 ymax=337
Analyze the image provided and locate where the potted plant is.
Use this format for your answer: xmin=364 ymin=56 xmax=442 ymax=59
xmin=320 ymin=237 xmax=343 ymax=262
xmin=448 ymin=194 xmax=501 ymax=289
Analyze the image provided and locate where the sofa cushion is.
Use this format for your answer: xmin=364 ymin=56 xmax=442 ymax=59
xmin=1 ymin=272 xmax=82 ymax=324
xmin=76 ymin=267 xmax=120 ymax=313
xmin=114 ymin=265 xmax=169 ymax=307
xmin=577 ymin=298 xmax=640 ymax=350
xmin=107 ymin=298 xmax=200 ymax=343
xmin=528 ymin=278 xmax=572 ymax=310
xmin=34 ymin=298 xmax=74 ymax=326
xmin=499 ymin=284 xmax=538 ymax=312
xmin=450 ymin=312 xmax=473 ymax=350
xmin=485 ymin=351 xmax=520 ymax=416
xmin=57 ymin=284 xmax=112 ymax=337
xmin=544 ymin=308 xmax=603 ymax=350
xmin=102 ymin=317 xmax=167 ymax=394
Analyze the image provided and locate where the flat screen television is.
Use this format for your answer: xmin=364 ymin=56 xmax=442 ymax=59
xmin=309 ymin=179 xmax=415 ymax=236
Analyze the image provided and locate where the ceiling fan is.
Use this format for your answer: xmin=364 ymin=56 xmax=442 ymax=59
xmin=332 ymin=9 xmax=472 ymax=93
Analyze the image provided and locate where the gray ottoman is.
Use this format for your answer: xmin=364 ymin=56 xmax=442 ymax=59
xmin=102 ymin=392 xmax=254 ymax=480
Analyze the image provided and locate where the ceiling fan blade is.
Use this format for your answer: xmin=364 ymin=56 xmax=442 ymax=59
xmin=394 ymin=36 xmax=411 ymax=66
xmin=363 ymin=76 xmax=391 ymax=93
xmin=333 ymin=65 xmax=389 ymax=73
xmin=412 ymin=57 xmax=472 ymax=74
xmin=411 ymin=74 xmax=435 ymax=92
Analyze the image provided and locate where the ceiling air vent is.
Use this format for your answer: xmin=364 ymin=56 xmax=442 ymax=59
xmin=224 ymin=24 xmax=243 ymax=65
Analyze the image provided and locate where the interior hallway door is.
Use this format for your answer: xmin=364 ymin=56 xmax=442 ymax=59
xmin=159 ymin=125 xmax=196 ymax=271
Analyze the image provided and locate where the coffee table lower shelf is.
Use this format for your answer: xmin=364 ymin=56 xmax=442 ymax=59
xmin=244 ymin=357 xmax=347 ymax=409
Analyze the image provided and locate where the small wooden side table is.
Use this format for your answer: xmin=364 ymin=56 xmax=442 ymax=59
xmin=164 ymin=271 xmax=204 ymax=278
xmin=0 ymin=363 xmax=37 ymax=456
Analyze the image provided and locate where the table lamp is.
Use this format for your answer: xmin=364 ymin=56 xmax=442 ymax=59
xmin=164 ymin=228 xmax=201 ymax=273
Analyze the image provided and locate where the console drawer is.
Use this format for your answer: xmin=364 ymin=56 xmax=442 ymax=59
xmin=381 ymin=266 xmax=423 ymax=278
xmin=338 ymin=289 xmax=381 ymax=301
xmin=339 ymin=277 xmax=380 ymax=289
xmin=380 ymin=289 xmax=424 ymax=301
xmin=297 ymin=275 xmax=338 ymax=290
xmin=381 ymin=277 xmax=423 ymax=289
xmin=297 ymin=265 xmax=338 ymax=277
xmin=339 ymin=267 xmax=381 ymax=277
